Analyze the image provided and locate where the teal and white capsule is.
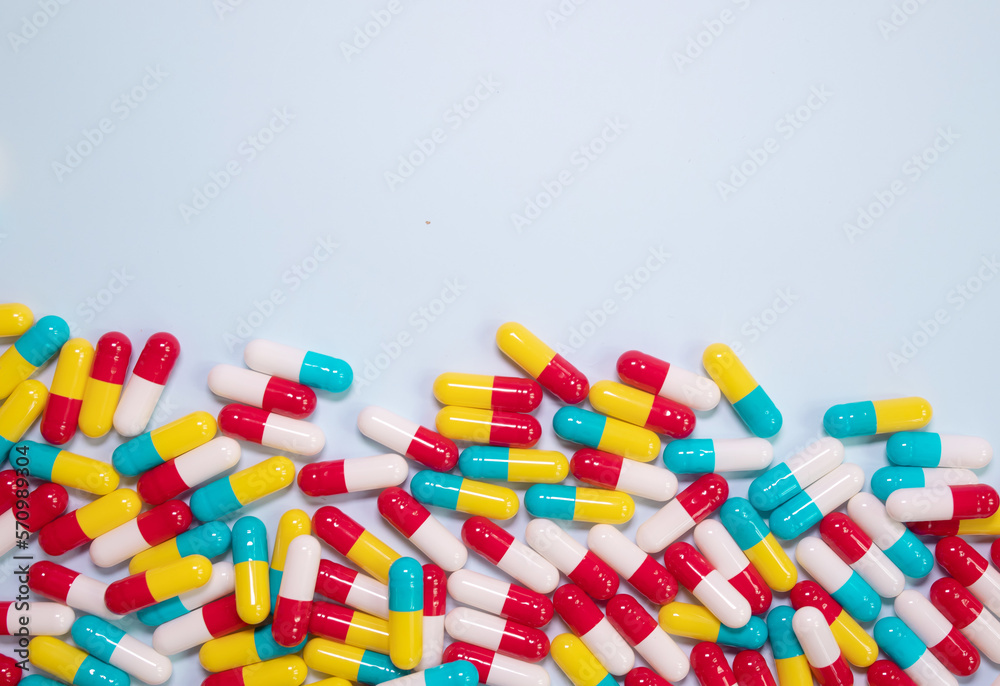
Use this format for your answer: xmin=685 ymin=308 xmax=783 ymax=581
xmin=244 ymin=338 xmax=352 ymax=393
xmin=0 ymin=315 xmax=69 ymax=400
xmin=887 ymin=432 xmax=992 ymax=469
xmin=747 ymin=437 xmax=844 ymax=512
xmin=770 ymin=463 xmax=864 ymax=540
xmin=663 ymin=438 xmax=772 ymax=474
xmin=874 ymin=617 xmax=957 ymax=686
xmin=795 ymin=537 xmax=881 ymax=622
xmin=847 ymin=493 xmax=933 ymax=579
xmin=870 ymin=466 xmax=977 ymax=501
xmin=71 ymin=615 xmax=172 ymax=685
xmin=381 ymin=659 xmax=479 ymax=686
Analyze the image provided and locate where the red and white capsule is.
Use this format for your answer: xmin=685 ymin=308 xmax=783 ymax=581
xmin=793 ymin=606 xmax=853 ymax=686
xmin=569 ymin=449 xmax=678 ymax=502
xmin=218 ymin=403 xmax=324 ymax=456
xmin=445 ymin=607 xmax=549 ymax=663
xmin=208 ymin=364 xmax=317 ymax=418
xmin=617 ymin=350 xmax=721 ymax=411
xmin=0 ymin=601 xmax=74 ymax=635
xmin=90 ymin=500 xmax=193 ymax=567
xmin=298 ymin=454 xmax=408 ymax=497
xmin=935 ymin=536 xmax=1000 ymax=617
xmin=587 ymin=524 xmax=675 ymax=605
xmin=358 ymin=405 xmax=459 ymax=471
xmin=28 ymin=561 xmax=124 ymax=622
xmin=377 ymin=487 xmax=467 ymax=572
xmin=524 ymin=519 xmax=618 ymax=601
xmin=930 ymin=577 xmax=1000 ymax=664
xmin=418 ymin=564 xmax=447 ymax=670
xmin=886 ymin=484 xmax=1000 ymax=522
xmin=0 ymin=483 xmax=67 ymax=555
xmin=894 ymin=589 xmax=979 ymax=676
xmin=820 ymin=512 xmax=905 ymax=598
xmin=693 ymin=519 xmax=771 ymax=615
xmin=152 ymin=594 xmax=248 ymax=655
xmin=114 ymin=332 xmax=179 ymax=437
xmin=137 ymin=437 xmax=241 ymax=505
xmin=664 ymin=541 xmax=751 ymax=629
xmin=447 ymin=570 xmax=553 ymax=628
xmin=636 ymin=473 xmax=728 ymax=554
xmin=272 ymin=535 xmax=320 ymax=647
xmin=462 ymin=517 xmax=558 ymax=594
xmin=553 ymin=583 xmax=634 ymax=675
xmin=443 ymin=641 xmax=550 ymax=686
xmin=606 ymin=593 xmax=689 ymax=682
xmin=316 ymin=559 xmax=388 ymax=619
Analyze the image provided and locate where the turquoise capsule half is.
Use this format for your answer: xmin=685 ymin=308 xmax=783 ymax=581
xmin=70 ymin=615 xmax=125 ymax=665
xmin=20 ymin=677 xmax=66 ymax=686
xmin=552 ymin=406 xmax=607 ymax=448
xmin=887 ymin=432 xmax=943 ymax=467
xmin=421 ymin=660 xmax=479 ymax=686
xmin=732 ymin=385 xmax=782 ymax=438
xmin=662 ymin=438 xmax=716 ymax=473
xmin=355 ymin=648 xmax=408 ymax=684
xmin=769 ymin=490 xmax=823 ymax=540
xmin=389 ymin=557 xmax=423 ymax=613
xmin=458 ymin=446 xmax=514 ymax=480
xmin=137 ymin=594 xmax=191 ymax=626
xmin=410 ymin=470 xmax=463 ymax=510
xmin=824 ymin=401 xmax=879 ymax=437
xmin=873 ymin=617 xmax=926 ymax=670
xmin=719 ymin=497 xmax=769 ymax=550
xmin=748 ymin=462 xmax=803 ymax=512
xmin=232 ymin=516 xmax=268 ymax=565
xmin=190 ymin=477 xmax=244 ymax=521
xmin=766 ymin=606 xmax=804 ymax=660
xmin=299 ymin=350 xmax=353 ymax=393
xmin=14 ymin=315 xmax=69 ymax=367
xmin=252 ymin=623 xmax=307 ymax=659
xmin=524 ymin=484 xmax=577 ymax=520
xmin=883 ymin=530 xmax=934 ymax=579
xmin=717 ymin=615 xmax=768 ymax=649
xmin=175 ymin=521 xmax=232 ymax=558
xmin=830 ymin=571 xmax=881 ymax=622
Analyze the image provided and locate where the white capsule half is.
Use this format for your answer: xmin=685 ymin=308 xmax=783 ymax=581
xmin=792 ymin=606 xmax=840 ymax=669
xmin=106 ymin=630 xmax=172 ymax=685
xmin=244 ymin=339 xmax=307 ymax=382
xmin=477 ymin=652 xmax=550 ymax=686
xmin=895 ymin=591 xmax=953 ymax=649
xmin=580 ymin=617 xmax=634 ymax=675
xmin=959 ymin=606 xmax=1000 ymax=663
xmin=447 ymin=570 xmax=513 ymax=617
xmin=4 ymin=602 xmax=74 ymax=635
xmin=343 ymin=454 xmax=408 ymax=492
xmin=416 ymin=613 xmax=445 ymax=670
xmin=358 ymin=406 xmax=419 ymax=454
xmin=278 ymin=535 xmax=320 ymax=603
xmin=172 ymin=561 xmax=236 ymax=615
xmin=525 ymin=519 xmax=587 ymax=575
xmin=495 ymin=538 xmax=559 ymax=595
xmin=635 ymin=499 xmax=696 ymax=554
xmin=903 ymin=651 xmax=957 ymax=686
xmin=694 ymin=519 xmax=751 ymax=580
xmin=152 ymin=605 xmax=214 ymax=655
xmin=64 ymin=573 xmax=125 ymax=622
xmin=260 ymin=414 xmax=324 ymax=456
xmin=660 ymin=364 xmax=721 ymax=412
xmin=631 ymin=619 xmax=689 ymax=682
xmin=90 ymin=517 xmax=153 ymax=568
xmin=114 ymin=375 xmax=163 ymax=437
xmin=406 ymin=514 xmax=468 ymax=573
xmin=786 ymin=437 xmax=846 ymax=489
xmin=886 ymin=486 xmax=966 ymax=522
xmin=710 ymin=438 xmax=774 ymax=472
xmin=692 ymin=570 xmax=751 ymax=629
xmin=341 ymin=571 xmax=389 ymax=620
xmin=848 ymin=493 xmax=908 ymax=551
xmin=588 ymin=524 xmax=649 ymax=578
xmin=615 ymin=459 xmax=678 ymax=502
xmin=796 ymin=537 xmax=853 ymax=595
xmin=171 ymin=436 xmax=241 ymax=492
xmin=851 ymin=543 xmax=906 ymax=598
xmin=445 ymin=607 xmax=510 ymax=651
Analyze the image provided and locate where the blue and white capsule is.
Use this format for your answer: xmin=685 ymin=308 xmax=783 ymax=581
xmin=381 ymin=659 xmax=479 ymax=686
xmin=847 ymin=493 xmax=933 ymax=579
xmin=0 ymin=315 xmax=69 ymax=400
xmin=71 ymin=615 xmax=172 ymax=685
xmin=663 ymin=438 xmax=772 ymax=474
xmin=874 ymin=617 xmax=957 ymax=686
xmin=887 ymin=432 xmax=992 ymax=469
xmin=870 ymin=466 xmax=977 ymax=501
xmin=245 ymin=339 xmax=352 ymax=393
xmin=770 ymin=464 xmax=864 ymax=541
xmin=795 ymin=537 xmax=880 ymax=622
xmin=748 ymin=437 xmax=843 ymax=512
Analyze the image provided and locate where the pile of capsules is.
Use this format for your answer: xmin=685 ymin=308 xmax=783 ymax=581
xmin=0 ymin=306 xmax=998 ymax=686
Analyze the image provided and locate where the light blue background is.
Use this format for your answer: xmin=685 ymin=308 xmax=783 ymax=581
xmin=2 ymin=1 xmax=999 ymax=684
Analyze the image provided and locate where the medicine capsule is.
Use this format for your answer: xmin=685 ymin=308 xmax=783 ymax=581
xmin=550 ymin=633 xmax=617 ymax=686
xmin=137 ymin=436 xmax=241 ymax=504
xmin=617 ymin=349 xmax=721 ymax=411
xmin=90 ymin=499 xmax=193 ymax=567
xmin=113 ymin=331 xmax=179 ymax=437
xmin=317 ymin=559 xmax=389 ymax=619
xmin=270 ymin=509 xmax=311 ymax=605
xmin=770 ymin=464 xmax=864 ymax=540
xmin=870 ymin=466 xmax=977 ymax=501
xmin=435 ymin=406 xmax=541 ymax=448
xmin=664 ymin=542 xmax=752 ymax=629
xmin=792 ymin=607 xmax=853 ymax=686
xmin=606 ymin=594 xmax=689 ymax=682
xmin=627 ymin=667 xmax=670 ymax=686
xmin=748 ymin=437 xmax=844 ymax=512
xmin=309 ymin=601 xmax=389 ymax=653
xmin=28 ymin=561 xmax=123 ymax=622
xmin=273 ymin=535 xmax=321 ymax=647
xmin=233 ymin=516 xmax=270 ymax=624
xmin=0 ymin=482 xmax=67 ymax=555
xmin=894 ymin=590 xmax=978 ymax=676
xmin=795 ymin=537 xmax=881 ymax=622
xmin=935 ymin=536 xmax=1000 ymax=617
xmin=867 ymin=660 xmax=917 ymax=686
xmin=587 ymin=524 xmax=675 ymax=604
xmin=720 ymin=497 xmax=797 ymax=592
xmin=200 ymin=623 xmax=307 ymax=673
xmin=78 ymin=332 xmax=131 ymax=438
xmin=105 ymin=554 xmax=212 ymax=614
xmin=314 ymin=506 xmax=401 ymax=583
xmin=887 ymin=432 xmax=992 ymax=469
xmin=733 ymin=651 xmax=776 ymax=686
xmin=244 ymin=338 xmax=352 ymax=393
xmin=789 ymin=581 xmax=878 ymax=668
xmin=388 ymin=557 xmax=423 ymax=669
xmin=152 ymin=593 xmax=248 ymax=655
xmin=847 ymin=493 xmax=933 ymax=579
xmin=0 ymin=654 xmax=20 ymax=686
xmin=113 ymin=409 xmax=217 ymax=476
xmin=702 ymin=343 xmax=781 ymax=438
xmin=635 ymin=473 xmax=728 ymax=553
xmin=442 ymin=642 xmax=549 ymax=686
xmin=40 ymin=338 xmax=93 ymax=444
xmin=553 ymin=584 xmax=634 ymax=675
xmin=189 ymin=455 xmax=295 ymax=521
xmin=496 ymin=322 xmax=588 ymax=404
xmin=219 ymin=403 xmax=324 ymax=456
xmin=415 ymin=567 xmax=446 ymax=670
xmin=458 ymin=446 xmax=568 ymax=483
xmin=552 ymin=406 xmax=660 ymax=462
xmin=690 ymin=641 xmax=738 ymax=686
xmin=447 ymin=570 xmax=552 ymax=628
xmin=0 ymin=380 xmax=48 ymax=456
xmin=0 ymin=470 xmax=17 ymax=513
xmin=444 ymin=607 xmax=548 ymax=663
xmin=380 ymin=660 xmax=479 ymax=686
xmin=130 ymin=520 xmax=232 ymax=574
xmin=766 ymin=606 xmax=812 ymax=686
xmin=433 ymin=372 xmax=542 ymax=413
xmin=412 ymin=470 xmax=519 ymax=520
xmin=907 ymin=509 xmax=1000 ymax=536
xmin=589 ymin=380 xmax=696 ymax=438
xmin=0 ymin=601 xmax=73 ymax=635
xmin=462 ymin=516 xmax=558 ymax=593
xmin=524 ymin=484 xmax=633 ymax=524
xmin=377 ymin=487 xmax=466 ymax=572
xmin=299 ymin=454 xmax=408 ymax=497
xmin=12 ymin=440 xmax=118 ymax=495
xmin=0 ymin=303 xmax=31 ymax=336
xmin=694 ymin=519 xmax=771 ymax=615
xmin=138 ymin=561 xmax=235 ymax=626
xmin=28 ymin=636 xmax=129 ymax=686
xmin=525 ymin=519 xmax=619 ymax=601
xmin=208 ymin=363 xmax=317 ymax=418
xmin=72 ymin=615 xmax=171 ymax=684
xmin=38 ymin=488 xmax=141 ymax=556
xmin=819 ymin=512 xmax=905 ymax=598
xmin=303 ymin=638 xmax=407 ymax=684
xmin=887 ymin=484 xmax=999 ymax=522
xmin=664 ymin=437 xmax=772 ymax=475
xmin=358 ymin=406 xmax=459 ymax=471
xmin=930 ymin=577 xmax=1000 ymax=665
xmin=659 ymin=601 xmax=767 ymax=649
xmin=570 ymin=449 xmax=677 ymax=501
xmin=824 ymin=397 xmax=932 ymax=438
xmin=874 ymin=617 xmax=957 ymax=686
xmin=203 ymin=655 xmax=308 ymax=686
xmin=0 ymin=315 xmax=68 ymax=400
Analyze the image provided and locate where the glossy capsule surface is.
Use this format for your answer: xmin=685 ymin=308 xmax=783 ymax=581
xmin=496 ymin=323 xmax=589 ymax=405
xmin=412 ymin=470 xmax=519 ymax=520
xmin=137 ymin=561 xmax=235 ymax=626
xmin=819 ymin=512 xmax=905 ymax=598
xmin=789 ymin=581 xmax=879 ymax=668
xmin=617 ymin=349 xmax=721 ymax=411
xmin=104 ymin=554 xmax=212 ymax=613
xmin=28 ymin=561 xmax=123 ymax=622
xmin=444 ymin=607 xmax=549 ymax=663
xmin=823 ymin=397 xmax=931 ymax=438
xmin=208 ymin=363 xmax=317 ymax=418
xmin=0 ymin=315 xmax=68 ymax=400
xmin=129 ymin=520 xmax=231 ymax=574
xmin=766 ymin=606 xmax=811 ymax=686
xmin=930 ymin=577 xmax=1000 ymax=664
xmin=525 ymin=519 xmax=619 ymax=601
xmin=552 ymin=406 xmax=660 ymax=462
xmin=606 ymin=594 xmax=689 ymax=682
xmin=378 ymin=487 xmax=467 ymax=572
xmin=112 ymin=409 xmax=217 ymax=476
xmin=894 ymin=589 xmax=979 ymax=676
xmin=421 ymin=565 xmax=447 ymax=670
xmin=570 ymin=449 xmax=677 ymax=501
xmin=720 ymin=497 xmax=797 ymax=592
xmin=870 ymin=466 xmax=977 ymax=501
xmin=459 ymin=446 xmax=568 ymax=483
xmin=887 ymin=432 xmax=992 ymax=468
xmin=314 ymin=505 xmax=401 ymax=583
xmin=587 ymin=524 xmax=675 ymax=604
xmin=137 ymin=436 xmax=241 ymax=505
xmin=702 ymin=343 xmax=781 ymax=438
xmin=38 ymin=488 xmax=141 ymax=556
xmin=113 ymin=331 xmax=180 ymax=437
xmin=433 ymin=372 xmax=542 ymax=412
xmin=847 ymin=493 xmax=933 ymax=579
xmin=589 ymin=380 xmax=695 ymax=438
xmin=664 ymin=437 xmax=772 ymax=474
xmin=748 ymin=437 xmax=844 ymax=512
xmin=303 ymin=637 xmax=407 ymax=684
xmin=29 ymin=636 xmax=130 ymax=686
xmin=874 ymin=617 xmax=957 ymax=686
xmin=270 ymin=509 xmax=310 ymax=603
xmin=795 ymin=537 xmax=881 ymax=623
xmin=0 ymin=481 xmax=67 ymax=554
xmin=78 ymin=332 xmax=131 ymax=438
xmin=635 ymin=473 xmax=727 ymax=553
xmin=203 ymin=655 xmax=308 ymax=686
xmin=12 ymin=440 xmax=118 ymax=495
xmin=219 ymin=403 xmax=325 ymax=456
xmin=867 ymin=660 xmax=917 ymax=686
xmin=935 ymin=536 xmax=1000 ymax=617
xmin=0 ymin=303 xmax=32 ymax=336
xmin=524 ymin=484 xmax=633 ymax=524
xmin=550 ymin=633 xmax=617 ymax=686
xmin=273 ymin=535 xmax=321 ymax=648
xmin=245 ymin=338 xmax=352 ymax=393
xmin=770 ymin=464 xmax=864 ymax=540
xmin=189 ymin=455 xmax=295 ymax=521
xmin=436 ymin=406 xmax=541 ymax=448
xmin=316 ymin=559 xmax=389 ymax=620
xmin=694 ymin=519 xmax=771 ymax=615
xmin=886 ymin=484 xmax=999 ymax=522
xmin=40 ymin=338 xmax=93 ymax=444
xmin=664 ymin=542 xmax=752 ymax=629
xmin=690 ymin=641 xmax=738 ymax=686
xmin=389 ymin=557 xmax=424 ymax=670
xmin=553 ymin=584 xmax=634 ymax=675
xmin=733 ymin=651 xmax=776 ymax=686
xmin=298 ymin=454 xmax=407 ymax=497
xmin=358 ymin=406 xmax=459 ymax=472
xmin=447 ymin=570 xmax=553 ymax=628
xmin=0 ymin=380 xmax=48 ymax=455
xmin=309 ymin=601 xmax=389 ymax=653
xmin=89 ymin=498 xmax=193 ymax=568
xmin=233 ymin=516 xmax=270 ymax=624
xmin=792 ymin=607 xmax=853 ymax=686
xmin=442 ymin=642 xmax=549 ymax=686
xmin=199 ymin=623 xmax=307 ymax=672
xmin=151 ymin=593 xmax=248 ymax=655
xmin=71 ymin=614 xmax=172 ymax=685
xmin=462 ymin=516 xmax=558 ymax=593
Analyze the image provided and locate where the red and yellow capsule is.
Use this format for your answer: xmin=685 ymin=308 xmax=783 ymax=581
xmin=589 ymin=380 xmax=695 ymax=438
xmin=202 ymin=655 xmax=307 ymax=686
xmin=105 ymin=554 xmax=213 ymax=614
xmin=38 ymin=488 xmax=142 ymax=556
xmin=435 ymin=406 xmax=541 ymax=448
xmin=496 ymin=322 xmax=589 ymax=405
xmin=40 ymin=338 xmax=94 ymax=445
xmin=310 ymin=601 xmax=389 ymax=653
xmin=313 ymin=506 xmax=400 ymax=584
xmin=433 ymin=373 xmax=543 ymax=413
xmin=79 ymin=332 xmax=132 ymax=438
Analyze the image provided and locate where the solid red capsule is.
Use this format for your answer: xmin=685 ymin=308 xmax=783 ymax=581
xmin=691 ymin=642 xmax=737 ymax=686
xmin=867 ymin=660 xmax=916 ymax=686
xmin=733 ymin=651 xmax=775 ymax=686
xmin=626 ymin=667 xmax=672 ymax=686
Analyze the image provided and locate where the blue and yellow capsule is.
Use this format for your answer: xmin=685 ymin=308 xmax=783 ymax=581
xmin=458 ymin=446 xmax=568 ymax=483
xmin=270 ymin=509 xmax=311 ymax=606
xmin=702 ymin=343 xmax=782 ymax=438
xmin=0 ymin=315 xmax=68 ymax=400
xmin=130 ymin=520 xmax=232 ymax=574
xmin=823 ymin=397 xmax=932 ymax=438
xmin=0 ymin=380 xmax=48 ymax=457
xmin=523 ymin=484 xmax=634 ymax=524
xmin=234 ymin=516 xmax=270 ymax=624
xmin=303 ymin=638 xmax=408 ymax=684
xmin=552 ymin=406 xmax=660 ymax=462
xmin=190 ymin=456 xmax=295 ymax=521
xmin=112 ymin=410 xmax=217 ymax=476
xmin=410 ymin=470 xmax=518 ymax=520
xmin=388 ymin=557 xmax=423 ymax=670
xmin=658 ymin=601 xmax=768 ymax=649
xmin=200 ymin=624 xmax=307 ymax=672
xmin=13 ymin=440 xmax=119 ymax=495
xmin=719 ymin=497 xmax=796 ymax=592
xmin=551 ymin=633 xmax=617 ymax=686
xmin=766 ymin=606 xmax=812 ymax=686
xmin=29 ymin=636 xmax=129 ymax=686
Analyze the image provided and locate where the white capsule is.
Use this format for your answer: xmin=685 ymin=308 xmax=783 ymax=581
xmin=114 ymin=375 xmax=164 ymax=437
xmin=3 ymin=602 xmax=74 ymax=635
xmin=902 ymin=649 xmax=957 ymax=686
xmin=63 ymin=572 xmax=125 ymax=622
xmin=103 ymin=627 xmax=172 ymax=685
xmin=958 ymin=605 xmax=1000 ymax=663
xmin=848 ymin=493 xmax=908 ymax=550
xmin=694 ymin=519 xmax=751 ymax=580
xmin=792 ymin=606 xmax=840 ymax=669
xmin=630 ymin=618 xmax=689 ymax=683
xmin=343 ymin=454 xmax=408 ymax=492
xmin=787 ymin=437 xmax=846 ymax=487
xmin=588 ymin=524 xmax=650 ymax=579
xmin=277 ymin=535 xmax=320 ymax=603
xmin=525 ymin=519 xmax=587 ymax=575
xmin=710 ymin=438 xmax=774 ymax=472
xmin=475 ymin=651 xmax=550 ymax=686
xmin=341 ymin=571 xmax=389 ymax=620
xmin=417 ymin=613 xmax=445 ymax=670
xmin=244 ymin=339 xmax=309 ymax=381
xmin=895 ymin=591 xmax=953 ymax=648
xmin=795 ymin=537 xmax=853 ymax=595
xmin=488 ymin=536 xmax=558 ymax=595
xmin=691 ymin=569 xmax=751 ymax=629
xmin=809 ymin=464 xmax=865 ymax=515
xmin=445 ymin=607 xmax=510 ymax=651
xmin=937 ymin=436 xmax=992 ymax=468
xmin=578 ymin=616 xmax=634 ymax=675
xmin=850 ymin=543 xmax=906 ymax=598
xmin=967 ymin=569 xmax=1000 ymax=619
xmin=659 ymin=364 xmax=721 ymax=412
xmin=208 ymin=364 xmax=276 ymax=405
xmin=260 ymin=413 xmax=324 ymax=456
xmin=167 ymin=436 xmax=241 ymax=492
xmin=152 ymin=604 xmax=215 ymax=655
xmin=89 ymin=517 xmax=153 ymax=568
xmin=613 ymin=459 xmax=678 ymax=501
xmin=635 ymin=498 xmax=696 ymax=553
xmin=405 ymin=514 xmax=468 ymax=573
xmin=358 ymin=406 xmax=420 ymax=454
xmin=447 ymin=570 xmax=514 ymax=617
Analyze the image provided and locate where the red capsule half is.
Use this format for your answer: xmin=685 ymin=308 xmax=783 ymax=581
xmin=691 ymin=642 xmax=737 ymax=686
xmin=732 ymin=651 xmax=775 ymax=686
xmin=867 ymin=660 xmax=916 ymax=686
